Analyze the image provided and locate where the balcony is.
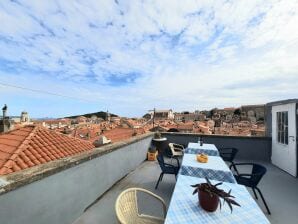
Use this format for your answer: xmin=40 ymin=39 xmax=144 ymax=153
xmin=0 ymin=132 xmax=297 ymax=224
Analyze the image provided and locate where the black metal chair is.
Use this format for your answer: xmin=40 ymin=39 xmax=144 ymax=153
xmin=155 ymin=154 xmax=179 ymax=189
xmin=168 ymin=143 xmax=184 ymax=167
xmin=231 ymin=163 xmax=271 ymax=214
xmin=219 ymin=147 xmax=238 ymax=173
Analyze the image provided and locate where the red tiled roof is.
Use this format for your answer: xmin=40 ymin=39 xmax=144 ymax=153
xmin=103 ymin=128 xmax=137 ymax=142
xmin=42 ymin=119 xmax=71 ymax=124
xmin=176 ymin=122 xmax=194 ymax=130
xmin=0 ymin=125 xmax=94 ymax=175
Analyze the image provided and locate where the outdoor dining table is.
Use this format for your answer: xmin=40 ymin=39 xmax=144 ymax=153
xmin=164 ymin=175 xmax=270 ymax=224
xmin=180 ymin=153 xmax=236 ymax=183
xmin=185 ymin=142 xmax=220 ymax=156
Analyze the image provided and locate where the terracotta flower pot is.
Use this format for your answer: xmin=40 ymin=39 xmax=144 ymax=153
xmin=147 ymin=152 xmax=157 ymax=161
xmin=199 ymin=190 xmax=219 ymax=212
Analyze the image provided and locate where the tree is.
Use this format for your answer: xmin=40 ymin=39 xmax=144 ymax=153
xmin=210 ymin=108 xmax=217 ymax=118
xmin=234 ymin=108 xmax=241 ymax=116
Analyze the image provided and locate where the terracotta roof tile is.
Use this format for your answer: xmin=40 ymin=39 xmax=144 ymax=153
xmin=27 ymin=153 xmax=37 ymax=161
xmin=0 ymin=125 xmax=94 ymax=175
xmin=19 ymin=152 xmax=30 ymax=162
xmin=0 ymin=159 xmax=6 ymax=167
xmin=10 ymin=130 xmax=31 ymax=136
xmin=32 ymin=159 xmax=41 ymax=165
xmin=27 ymin=160 xmax=35 ymax=167
xmin=0 ymin=151 xmax=12 ymax=160
xmin=16 ymin=158 xmax=29 ymax=169
xmin=0 ymin=138 xmax=23 ymax=147
xmin=12 ymin=163 xmax=21 ymax=172
xmin=0 ymin=135 xmax=26 ymax=141
xmin=0 ymin=145 xmax=19 ymax=154
xmin=3 ymin=159 xmax=14 ymax=169
xmin=0 ymin=167 xmax=11 ymax=175
xmin=38 ymin=157 xmax=47 ymax=163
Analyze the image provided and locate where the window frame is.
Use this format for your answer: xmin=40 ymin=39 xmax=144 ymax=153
xmin=276 ymin=111 xmax=288 ymax=145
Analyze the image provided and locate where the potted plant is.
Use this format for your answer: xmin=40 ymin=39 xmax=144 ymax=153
xmin=152 ymin=131 xmax=167 ymax=154
xmin=147 ymin=146 xmax=158 ymax=161
xmin=154 ymin=131 xmax=162 ymax=139
xmin=191 ymin=178 xmax=240 ymax=213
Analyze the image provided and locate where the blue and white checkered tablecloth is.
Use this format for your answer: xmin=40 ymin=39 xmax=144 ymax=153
xmin=165 ymin=175 xmax=270 ymax=224
xmin=180 ymin=154 xmax=236 ymax=183
xmin=185 ymin=147 xmax=220 ymax=156
xmin=180 ymin=165 xmax=236 ymax=183
xmin=188 ymin=143 xmax=218 ymax=151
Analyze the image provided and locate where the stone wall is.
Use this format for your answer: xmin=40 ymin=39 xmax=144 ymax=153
xmin=162 ymin=132 xmax=271 ymax=161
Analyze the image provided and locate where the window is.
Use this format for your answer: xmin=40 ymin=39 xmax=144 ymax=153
xmin=277 ymin=111 xmax=288 ymax=145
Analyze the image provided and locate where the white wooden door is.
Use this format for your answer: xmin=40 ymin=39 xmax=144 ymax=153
xmin=272 ymin=103 xmax=297 ymax=176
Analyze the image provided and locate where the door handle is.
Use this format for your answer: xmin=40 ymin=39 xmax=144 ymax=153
xmin=289 ymin=136 xmax=296 ymax=141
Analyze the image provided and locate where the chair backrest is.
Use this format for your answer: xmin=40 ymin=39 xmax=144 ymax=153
xmin=219 ymin=147 xmax=238 ymax=162
xmin=115 ymin=188 xmax=138 ymax=224
xmin=115 ymin=188 xmax=167 ymax=224
xmin=251 ymin=163 xmax=267 ymax=186
xmin=157 ymin=153 xmax=166 ymax=171
xmin=168 ymin=143 xmax=175 ymax=155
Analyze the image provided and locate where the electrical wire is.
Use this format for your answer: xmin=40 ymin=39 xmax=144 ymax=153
xmin=0 ymin=81 xmax=98 ymax=103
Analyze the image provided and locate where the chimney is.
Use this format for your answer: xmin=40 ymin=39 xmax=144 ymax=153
xmin=2 ymin=104 xmax=7 ymax=119
xmin=1 ymin=104 xmax=10 ymax=133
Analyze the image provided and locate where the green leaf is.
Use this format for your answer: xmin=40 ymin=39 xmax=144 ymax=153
xmin=192 ymin=188 xmax=198 ymax=195
xmin=205 ymin=177 xmax=211 ymax=185
xmin=214 ymin=182 xmax=223 ymax=187
xmin=227 ymin=201 xmax=233 ymax=213
xmin=229 ymin=199 xmax=241 ymax=207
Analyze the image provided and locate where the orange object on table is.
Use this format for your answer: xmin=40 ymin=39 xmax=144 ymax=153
xmin=196 ymin=153 xmax=208 ymax=163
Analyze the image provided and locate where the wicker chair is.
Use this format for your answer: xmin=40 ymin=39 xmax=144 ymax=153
xmin=115 ymin=188 xmax=167 ymax=224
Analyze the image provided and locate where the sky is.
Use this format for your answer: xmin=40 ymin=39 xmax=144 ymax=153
xmin=0 ymin=0 xmax=298 ymax=118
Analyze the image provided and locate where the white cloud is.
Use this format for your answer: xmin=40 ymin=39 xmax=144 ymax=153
xmin=0 ymin=0 xmax=298 ymax=117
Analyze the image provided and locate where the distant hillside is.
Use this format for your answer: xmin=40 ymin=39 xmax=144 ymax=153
xmin=65 ymin=111 xmax=118 ymax=119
